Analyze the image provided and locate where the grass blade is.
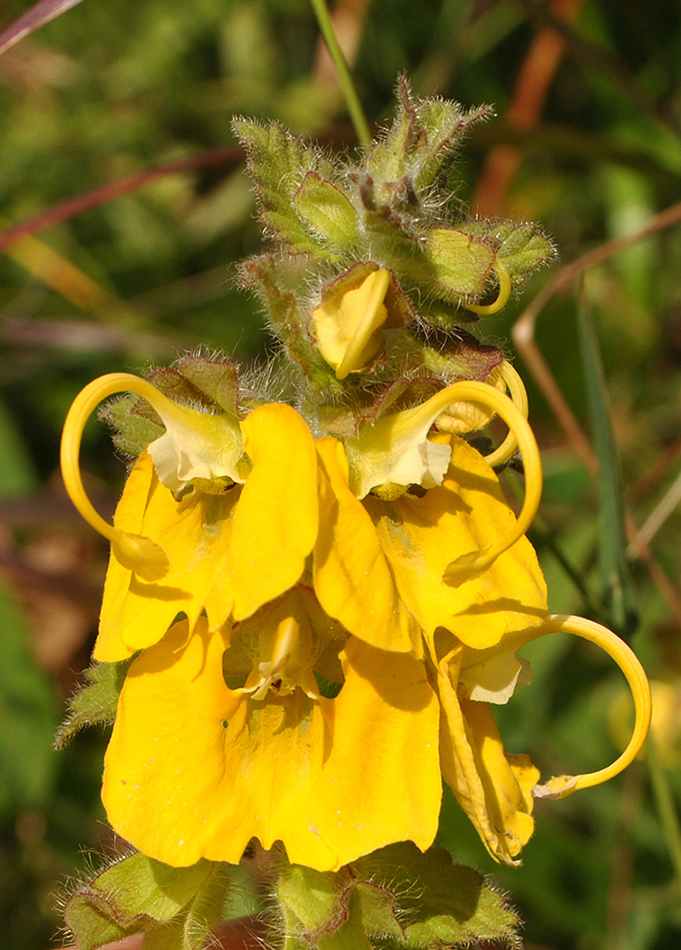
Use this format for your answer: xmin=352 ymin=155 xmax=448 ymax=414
xmin=577 ymin=288 xmax=638 ymax=636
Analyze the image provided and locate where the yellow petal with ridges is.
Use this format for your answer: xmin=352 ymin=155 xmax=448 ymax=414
xmin=460 ymin=697 xmax=538 ymax=856
xmin=436 ymin=647 xmax=538 ymax=865
xmin=366 ymin=434 xmax=546 ymax=650
xmin=230 ymin=404 xmax=318 ymax=621
xmin=103 ymin=620 xmax=440 ymax=870
xmin=314 ymin=438 xmax=421 ymax=655
xmin=96 ymin=452 xmax=237 ymax=662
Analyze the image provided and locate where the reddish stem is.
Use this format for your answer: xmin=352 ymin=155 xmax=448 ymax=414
xmin=0 ymin=146 xmax=243 ymax=254
xmin=474 ymin=0 xmax=585 ymax=215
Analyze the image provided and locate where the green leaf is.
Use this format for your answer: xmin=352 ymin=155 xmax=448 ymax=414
xmin=55 ymin=658 xmax=133 ymax=749
xmin=232 ymin=119 xmax=336 ymax=255
xmin=409 ymin=98 xmax=492 ymax=193
xmin=0 ymin=578 xmax=57 ymax=813
xmin=354 ymin=843 xmax=520 ymax=949
xmin=362 ymin=88 xmax=415 ymax=185
xmin=318 ymin=891 xmax=373 ymax=950
xmin=275 ymin=843 xmax=520 ymax=950
xmin=241 ymin=254 xmax=340 ymax=391
xmin=101 ymin=394 xmax=164 ymax=459
xmin=64 ymin=894 xmax=140 ymax=950
xmin=418 ymin=325 xmax=503 ymax=381
xmin=293 ymin=172 xmax=359 ymax=248
xmin=363 ymin=78 xmax=490 ymax=197
xmin=92 ymin=852 xmax=213 ymax=921
xmin=65 ymin=852 xmax=232 ymax=950
xmin=577 ymin=294 xmax=638 ymax=635
xmin=175 ymin=357 xmax=239 ymax=415
xmin=143 ymin=916 xmax=187 ymax=950
xmin=461 ymin=219 xmax=556 ymax=286
xmin=183 ymin=863 xmax=234 ymax=950
xmin=352 ymin=883 xmax=403 ymax=940
xmin=277 ymin=862 xmax=342 ymax=938
xmin=423 ymin=227 xmax=495 ymax=298
xmin=146 ymin=367 xmax=214 ymax=410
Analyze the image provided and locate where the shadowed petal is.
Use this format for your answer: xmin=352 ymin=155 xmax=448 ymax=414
xmin=366 ymin=434 xmax=546 ymax=650
xmin=317 ymin=637 xmax=441 ymax=862
xmin=436 ymin=647 xmax=538 ymax=865
xmin=314 ymin=438 xmax=421 ymax=655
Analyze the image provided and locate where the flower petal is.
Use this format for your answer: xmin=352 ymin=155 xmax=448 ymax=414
xmin=436 ymin=647 xmax=538 ymax=865
xmin=230 ymin=404 xmax=318 ymax=621
xmin=148 ymin=402 xmax=245 ymax=493
xmin=314 ymin=438 xmax=421 ymax=654
xmin=97 ymin=452 xmax=237 ymax=662
xmin=311 ymin=268 xmax=390 ymax=378
xmin=345 ymin=404 xmax=452 ymax=499
xmin=236 ymin=590 xmax=322 ymax=700
xmin=460 ymin=647 xmax=532 ymax=705
xmin=366 ymin=435 xmax=547 ymax=650
xmin=346 ymin=381 xmax=543 ymax=588
xmin=317 ymin=637 xmax=441 ymax=863
xmin=102 ymin=622 xmax=440 ymax=871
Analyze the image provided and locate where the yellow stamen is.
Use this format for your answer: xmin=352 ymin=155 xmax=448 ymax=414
xmin=434 ymin=381 xmax=541 ymax=583
xmin=241 ymin=615 xmax=321 ymax=701
xmin=530 ymin=615 xmax=652 ymax=799
xmin=335 ymin=269 xmax=391 ymax=380
xmin=483 ymin=361 xmax=529 ymax=468
xmin=60 ymin=372 xmax=193 ymax=581
xmin=467 ymin=259 xmax=511 ymax=315
xmin=246 ymin=616 xmax=298 ymax=700
xmin=266 ymin=616 xmax=297 ymax=678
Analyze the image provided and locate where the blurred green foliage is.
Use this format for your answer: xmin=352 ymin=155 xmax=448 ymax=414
xmin=0 ymin=0 xmax=680 ymax=948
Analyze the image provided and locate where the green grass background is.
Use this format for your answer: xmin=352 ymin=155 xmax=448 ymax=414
xmin=0 ymin=0 xmax=680 ymax=947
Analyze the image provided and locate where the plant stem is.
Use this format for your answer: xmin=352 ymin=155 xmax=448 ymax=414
xmin=647 ymin=735 xmax=681 ymax=890
xmin=309 ymin=0 xmax=372 ymax=145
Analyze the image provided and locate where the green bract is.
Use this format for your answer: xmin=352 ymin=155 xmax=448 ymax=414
xmin=275 ymin=843 xmax=521 ymax=950
xmin=232 ymin=78 xmax=553 ymax=432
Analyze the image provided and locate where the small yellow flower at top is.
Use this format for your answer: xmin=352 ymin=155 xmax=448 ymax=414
xmin=311 ymin=268 xmax=390 ymax=378
xmin=310 ymin=265 xmax=413 ymax=379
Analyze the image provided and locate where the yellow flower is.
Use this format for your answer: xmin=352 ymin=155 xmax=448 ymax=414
xmin=309 ymin=259 xmax=512 ymax=380
xmin=63 ymin=380 xmax=319 ymax=661
xmin=310 ymin=264 xmax=412 ymax=379
xmin=62 ymin=370 xmax=544 ymax=662
xmin=101 ymin=602 xmax=442 ymax=871
xmin=431 ymin=614 xmax=652 ymax=864
xmin=60 ymin=369 xmax=651 ymax=871
xmin=99 ymin=604 xmax=651 ymax=871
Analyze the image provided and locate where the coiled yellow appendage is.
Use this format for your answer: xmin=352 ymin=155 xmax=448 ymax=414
xmin=60 ymin=373 xmax=175 ymax=581
xmin=531 ymin=615 xmax=652 ymax=799
xmin=467 ymin=258 xmax=511 ymax=315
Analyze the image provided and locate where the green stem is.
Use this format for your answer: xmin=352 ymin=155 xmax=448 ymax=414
xmin=309 ymin=0 xmax=372 ymax=145
xmin=527 ymin=519 xmax=605 ymax=619
xmin=647 ymin=735 xmax=681 ymax=889
xmin=505 ymin=469 xmax=605 ymax=618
